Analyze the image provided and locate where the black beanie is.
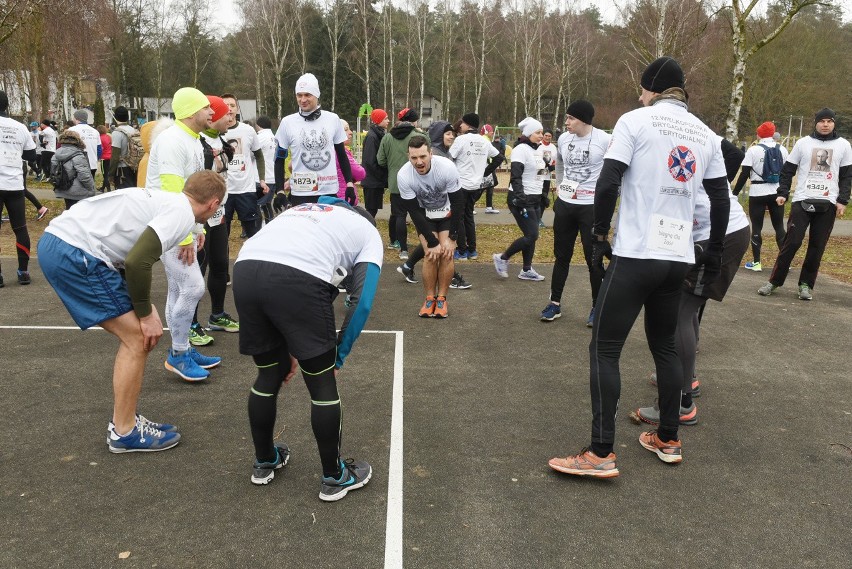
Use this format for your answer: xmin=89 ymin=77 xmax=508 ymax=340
xmin=566 ymin=100 xmax=595 ymax=125
xmin=0 ymin=91 xmax=8 ymax=114
xmin=461 ymin=113 xmax=480 ymax=129
xmin=814 ymin=108 xmax=836 ymax=122
xmin=399 ymin=108 xmax=419 ymax=122
xmin=641 ymin=57 xmax=685 ymax=93
xmin=114 ymin=106 xmax=130 ymax=122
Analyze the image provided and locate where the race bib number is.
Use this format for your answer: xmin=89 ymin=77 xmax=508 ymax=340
xmin=291 ymin=172 xmax=318 ymax=193
xmin=425 ymin=203 xmax=451 ymax=219
xmin=207 ymin=205 xmax=225 ymax=227
xmin=558 ymin=179 xmax=579 ymax=201
xmin=647 ymin=214 xmax=691 ymax=257
xmin=804 ymin=178 xmax=832 ymax=199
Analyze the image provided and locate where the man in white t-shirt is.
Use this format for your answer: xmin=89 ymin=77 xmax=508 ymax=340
xmin=254 ymin=115 xmax=277 ymax=224
xmin=398 ymin=136 xmax=462 ymax=318
xmin=38 ymin=120 xmax=58 ymax=181
xmin=39 ymin=171 xmax=225 ymax=453
xmin=549 ymin=57 xmax=730 ymax=478
xmin=758 ymin=108 xmax=852 ymax=301
xmin=69 ymin=109 xmax=102 ymax=177
xmin=731 ymin=121 xmax=789 ymax=271
xmin=274 ymin=73 xmax=354 ymax=206
xmin=233 ymin=197 xmax=381 ymax=500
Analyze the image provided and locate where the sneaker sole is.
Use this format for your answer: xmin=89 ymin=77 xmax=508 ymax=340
xmin=540 ymin=313 xmax=561 ymax=322
xmin=164 ymin=361 xmax=210 ymax=382
xmin=450 ymin=284 xmax=472 ymax=289
xmin=396 ymin=266 xmax=418 ymax=283
xmin=189 ymin=337 xmax=215 ymax=346
xmin=636 ymin=410 xmax=698 ymax=426
xmin=208 ymin=325 xmax=239 ymax=332
xmin=108 ymin=438 xmax=181 ymax=453
xmin=639 ymin=437 xmax=683 ymax=464
xmin=548 ymin=461 xmax=619 ymax=478
xmin=318 ymin=468 xmax=372 ymax=502
xmin=195 ymin=359 xmax=221 ymax=370
xmin=251 ymin=453 xmax=290 ymax=485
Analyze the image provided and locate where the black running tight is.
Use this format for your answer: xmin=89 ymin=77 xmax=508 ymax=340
xmin=0 ymin=191 xmax=30 ymax=272
xmin=748 ymin=194 xmax=786 ymax=263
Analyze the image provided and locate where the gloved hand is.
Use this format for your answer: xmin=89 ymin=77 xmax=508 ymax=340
xmin=695 ymin=244 xmax=722 ymax=285
xmin=273 ymin=192 xmax=289 ymax=212
xmin=591 ymin=236 xmax=612 ymax=268
xmin=345 ymin=184 xmax=357 ymax=205
xmin=541 ymin=193 xmax=551 ymax=208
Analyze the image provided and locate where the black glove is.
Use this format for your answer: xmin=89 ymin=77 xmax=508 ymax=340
xmin=591 ymin=237 xmax=612 ymax=268
xmin=694 ymin=244 xmax=722 ymax=285
xmin=273 ymin=191 xmax=289 ymax=212
xmin=345 ymin=184 xmax=357 ymax=205
xmin=731 ymin=188 xmax=740 ymax=197
xmin=541 ymin=193 xmax=550 ymax=208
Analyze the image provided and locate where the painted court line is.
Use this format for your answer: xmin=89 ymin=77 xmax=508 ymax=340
xmin=0 ymin=325 xmax=407 ymax=568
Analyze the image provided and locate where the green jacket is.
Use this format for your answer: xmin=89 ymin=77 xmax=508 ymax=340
xmin=377 ymin=122 xmax=424 ymax=194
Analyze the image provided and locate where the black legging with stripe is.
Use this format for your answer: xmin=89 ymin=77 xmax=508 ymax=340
xmin=747 ymin=194 xmax=785 ymax=263
xmin=0 ymin=191 xmax=31 ymax=272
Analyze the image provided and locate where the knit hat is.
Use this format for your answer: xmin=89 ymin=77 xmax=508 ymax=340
xmin=814 ymin=108 xmax=836 ymax=122
xmin=207 ymin=96 xmax=229 ymax=123
xmin=370 ymin=109 xmax=388 ymax=125
xmin=113 ymin=105 xmax=129 ymax=122
xmin=295 ymin=73 xmax=321 ymax=98
xmin=398 ymin=108 xmax=419 ymax=122
xmin=641 ymin=56 xmax=685 ymax=93
xmin=73 ymin=109 xmax=89 ymax=123
xmin=773 ymin=132 xmax=781 ymax=141
xmin=480 ymin=124 xmax=494 ymax=135
xmin=566 ymin=100 xmax=595 ymax=125
xmin=518 ymin=117 xmax=543 ymax=137
xmin=756 ymin=122 xmax=775 ymax=139
xmin=461 ymin=113 xmax=480 ymax=129
xmin=30 ymin=121 xmax=38 ymax=127
xmin=172 ymin=87 xmax=209 ymax=120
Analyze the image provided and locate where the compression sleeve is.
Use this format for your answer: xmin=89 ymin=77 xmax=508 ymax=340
xmin=721 ymin=138 xmax=745 ymax=182
xmin=403 ymin=197 xmax=440 ymax=248
xmin=97 ymin=143 xmax=102 ymax=160
xmin=732 ymin=166 xmax=751 ymax=196
xmin=334 ymin=142 xmax=353 ymax=183
xmin=777 ymin=161 xmax=798 ymax=199
xmin=22 ymin=148 xmax=37 ymax=162
xmin=838 ymin=164 xmax=851 ymax=205
xmin=593 ymin=158 xmax=628 ymax=236
xmin=253 ymin=148 xmax=265 ymax=181
xmin=336 ymin=262 xmax=381 ymax=368
xmin=483 ymin=153 xmax=504 ymax=179
xmin=124 ymin=227 xmax=164 ymax=318
xmin=274 ymin=145 xmax=287 ymax=189
xmin=509 ymin=161 xmax=525 ymax=196
xmin=704 ymin=176 xmax=730 ymax=251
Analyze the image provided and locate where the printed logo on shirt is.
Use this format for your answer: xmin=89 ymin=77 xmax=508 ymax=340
xmin=293 ymin=203 xmax=333 ymax=213
xmin=225 ymin=136 xmax=246 ymax=171
xmin=667 ymin=146 xmax=696 ymax=182
xmin=301 ymin=128 xmax=332 ymax=171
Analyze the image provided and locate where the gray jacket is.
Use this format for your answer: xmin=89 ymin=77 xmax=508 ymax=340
xmin=52 ymin=145 xmax=95 ymax=200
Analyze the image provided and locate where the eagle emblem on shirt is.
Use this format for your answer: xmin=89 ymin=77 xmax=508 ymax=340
xmin=301 ymin=128 xmax=331 ymax=171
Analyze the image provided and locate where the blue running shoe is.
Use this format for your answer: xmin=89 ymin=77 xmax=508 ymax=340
xmin=319 ymin=458 xmax=372 ymax=502
xmin=586 ymin=306 xmax=596 ymax=328
xmin=108 ymin=422 xmax=181 ymax=453
xmin=188 ymin=347 xmax=221 ymax=369
xmin=454 ymin=250 xmax=468 ymax=261
xmin=165 ymin=349 xmax=210 ymax=382
xmin=107 ymin=415 xmax=179 ymax=444
xmin=467 ymin=250 xmax=479 ymax=260
xmin=540 ymin=303 xmax=562 ymax=322
xmin=251 ymin=444 xmax=291 ymax=485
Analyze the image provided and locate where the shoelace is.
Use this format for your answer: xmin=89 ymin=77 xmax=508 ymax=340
xmin=136 ymin=420 xmax=165 ymax=440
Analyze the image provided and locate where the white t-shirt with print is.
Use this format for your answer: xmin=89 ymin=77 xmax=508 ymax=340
xmin=45 ymin=188 xmax=196 ymax=270
xmin=741 ymin=138 xmax=789 ymax=197
xmin=511 ymin=142 xmax=546 ymax=196
xmin=145 ymin=123 xmax=205 ymax=191
xmin=556 ymin=128 xmax=611 ymax=205
xmin=604 ymin=101 xmax=727 ymax=264
xmin=449 ymin=132 xmax=499 ymax=190
xmin=0 ymin=116 xmax=36 ymax=191
xmin=236 ymin=203 xmax=384 ymax=283
xmin=275 ymin=110 xmax=346 ymax=196
xmin=69 ymin=123 xmax=101 ymax=170
xmin=397 ymin=156 xmax=460 ymax=218
xmin=222 ymin=122 xmax=262 ymax=195
xmin=198 ymin=132 xmax=229 ymax=227
xmin=254 ymin=128 xmax=277 ymax=184
xmin=41 ymin=126 xmax=57 ymax=153
xmin=786 ymin=135 xmax=852 ymax=204
xmin=693 ymin=190 xmax=749 ymax=242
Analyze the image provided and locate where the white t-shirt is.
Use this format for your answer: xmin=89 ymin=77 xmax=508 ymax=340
xmin=145 ymin=123 xmax=205 ymax=191
xmin=397 ymin=156 xmax=460 ymax=218
xmin=197 ymin=132 xmax=229 ymax=227
xmin=693 ymin=190 xmax=749 ymax=242
xmin=69 ymin=123 xmax=101 ymax=170
xmin=741 ymin=138 xmax=789 ymax=197
xmin=236 ymin=203 xmax=384 ymax=282
xmin=0 ymin=117 xmax=36 ymax=191
xmin=604 ymin=101 xmax=727 ymax=263
xmin=275 ymin=110 xmax=346 ymax=196
xmin=511 ymin=142 xmax=546 ymax=196
xmin=222 ymin=122 xmax=262 ymax=195
xmin=786 ymin=135 xmax=852 ymax=204
xmin=254 ymin=128 xmax=277 ymax=184
xmin=556 ymin=127 xmax=611 ymax=205
xmin=41 ymin=126 xmax=57 ymax=153
xmin=449 ymin=132 xmax=499 ymax=189
xmin=45 ymin=188 xmax=196 ymax=270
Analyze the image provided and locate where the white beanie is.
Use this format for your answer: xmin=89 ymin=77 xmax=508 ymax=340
xmin=295 ymin=73 xmax=321 ymax=98
xmin=518 ymin=117 xmax=543 ymax=137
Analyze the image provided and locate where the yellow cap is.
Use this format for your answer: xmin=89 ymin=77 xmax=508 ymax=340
xmin=172 ymin=87 xmax=209 ymax=120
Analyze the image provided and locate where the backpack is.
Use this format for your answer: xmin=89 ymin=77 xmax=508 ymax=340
xmin=49 ymin=153 xmax=78 ymax=192
xmin=758 ymin=143 xmax=783 ymax=184
xmin=118 ymin=125 xmax=144 ymax=172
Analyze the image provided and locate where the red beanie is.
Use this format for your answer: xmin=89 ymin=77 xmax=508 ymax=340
xmin=370 ymin=109 xmax=388 ymax=125
xmin=207 ymin=96 xmax=229 ymax=123
xmin=756 ymin=121 xmax=775 ymax=139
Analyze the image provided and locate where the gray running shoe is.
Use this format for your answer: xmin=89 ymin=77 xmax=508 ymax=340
xmin=320 ymin=458 xmax=372 ymax=502
xmin=757 ymin=282 xmax=778 ymax=296
xmin=397 ymin=264 xmax=418 ymax=283
xmin=518 ymin=268 xmax=545 ymax=281
xmin=797 ymin=283 xmax=813 ymax=300
xmin=450 ymin=273 xmax=472 ymax=289
xmin=636 ymin=400 xmax=698 ymax=426
xmin=251 ymin=444 xmax=291 ymax=485
xmin=492 ymin=253 xmax=509 ymax=278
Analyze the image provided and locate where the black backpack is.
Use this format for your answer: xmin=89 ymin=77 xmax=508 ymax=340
xmin=49 ymin=153 xmax=79 ymax=192
xmin=757 ymin=144 xmax=783 ymax=184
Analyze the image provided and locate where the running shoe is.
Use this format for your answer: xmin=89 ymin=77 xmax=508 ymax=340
xmin=36 ymin=206 xmax=49 ymax=221
xmin=433 ymin=296 xmax=448 ymax=318
xmin=450 ymin=273 xmax=472 ymax=289
xmin=399 ymin=250 xmax=409 ymax=261
xmin=208 ymin=312 xmax=239 ymax=332
xmin=492 ymin=254 xmax=509 ymax=278
xmin=757 ymin=282 xmax=778 ymax=296
xmin=548 ymin=448 xmax=619 ymax=478
xmin=485 ymin=207 xmax=500 ymax=214
xmin=189 ymin=322 xmax=214 ymax=346
xmin=251 ymin=444 xmax=291 ymax=485
xmin=165 ymin=349 xmax=210 ymax=382
xmin=635 ymin=401 xmax=698 ymax=426
xmin=107 ymin=415 xmax=179 ymax=443
xmin=1 ymin=214 xmax=9 ymax=222
xmin=397 ymin=264 xmax=418 ymax=283
xmin=108 ymin=422 xmax=181 ymax=453
xmin=419 ymin=296 xmax=436 ymax=318
xmin=744 ymin=261 xmax=762 ymax=271
xmin=518 ymin=268 xmax=545 ymax=281
xmin=649 ymin=373 xmax=700 ymax=397
xmin=454 ymin=250 xmax=468 ymax=261
xmin=388 ymin=240 xmax=400 ymax=250
xmin=586 ymin=306 xmax=595 ymax=328
xmin=319 ymin=458 xmax=372 ymax=502
xmin=467 ymin=250 xmax=479 ymax=260
xmin=540 ymin=303 xmax=561 ymax=322
xmin=17 ymin=270 xmax=31 ymax=285
xmin=188 ymin=347 xmax=221 ymax=369
xmin=797 ymin=283 xmax=813 ymax=301
xmin=638 ymin=430 xmax=682 ymax=464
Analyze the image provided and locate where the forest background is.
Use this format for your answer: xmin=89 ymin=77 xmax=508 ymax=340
xmin=1 ymin=0 xmax=850 ymax=144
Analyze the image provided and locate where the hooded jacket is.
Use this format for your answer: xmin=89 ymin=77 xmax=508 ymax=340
xmin=377 ymin=122 xmax=422 ymax=194
xmin=361 ymin=124 xmax=388 ymax=189
xmin=52 ymin=144 xmax=95 ymax=201
xmin=428 ymin=121 xmax=453 ymax=159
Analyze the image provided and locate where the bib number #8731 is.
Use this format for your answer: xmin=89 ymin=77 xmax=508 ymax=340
xmin=291 ymin=172 xmax=318 ymax=193
xmin=648 ymin=214 xmax=691 ymax=257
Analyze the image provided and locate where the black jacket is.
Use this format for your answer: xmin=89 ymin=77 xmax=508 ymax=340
xmin=361 ymin=124 xmax=387 ymax=189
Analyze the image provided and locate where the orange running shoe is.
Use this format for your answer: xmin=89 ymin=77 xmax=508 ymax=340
xmin=638 ymin=430 xmax=682 ymax=464
xmin=419 ymin=296 xmax=436 ymax=318
xmin=433 ymin=296 xmax=448 ymax=318
xmin=548 ymin=447 xmax=619 ymax=478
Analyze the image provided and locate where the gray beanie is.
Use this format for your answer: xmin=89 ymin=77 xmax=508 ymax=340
xmin=73 ymin=109 xmax=89 ymax=123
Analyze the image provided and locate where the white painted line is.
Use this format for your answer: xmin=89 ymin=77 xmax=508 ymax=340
xmin=384 ymin=331 xmax=404 ymax=569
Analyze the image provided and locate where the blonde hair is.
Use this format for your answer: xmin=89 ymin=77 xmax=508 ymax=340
xmin=183 ymin=170 xmax=226 ymax=203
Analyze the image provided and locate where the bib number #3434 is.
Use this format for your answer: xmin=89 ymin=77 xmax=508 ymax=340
xmin=291 ymin=172 xmax=318 ymax=193
xmin=648 ymin=214 xmax=691 ymax=257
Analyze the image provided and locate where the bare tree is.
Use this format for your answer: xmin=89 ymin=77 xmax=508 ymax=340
xmin=348 ymin=0 xmax=375 ymax=106
xmin=0 ymin=0 xmax=37 ymax=46
xmin=321 ymin=0 xmax=350 ymax=110
xmin=550 ymin=0 xmax=589 ymax=128
xmin=461 ymin=0 xmax=498 ymax=114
